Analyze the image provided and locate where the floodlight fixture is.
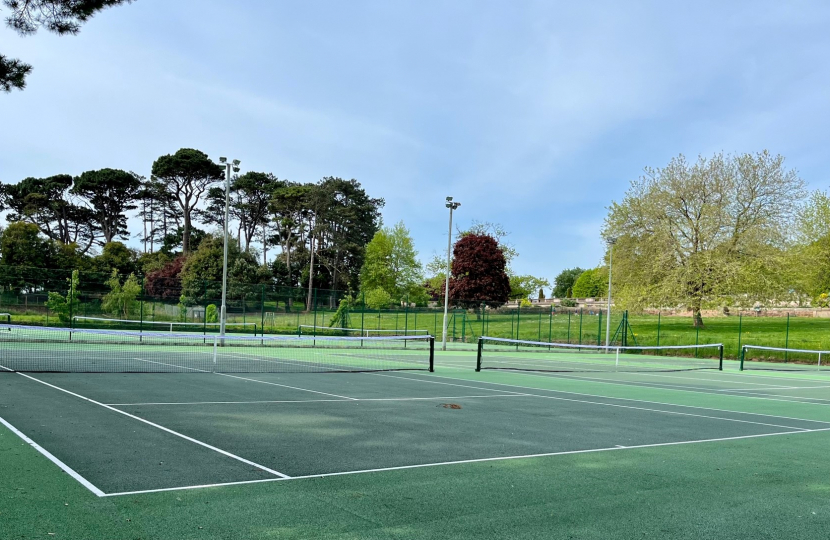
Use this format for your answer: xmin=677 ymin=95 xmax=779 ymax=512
xmin=219 ymin=157 xmax=227 ymax=163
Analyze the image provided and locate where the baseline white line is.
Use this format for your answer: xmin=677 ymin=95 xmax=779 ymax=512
xmin=13 ymin=372 xmax=291 ymax=479
xmin=373 ymin=372 xmax=830 ymax=427
xmin=132 ymin=358 xmax=358 ymax=401
xmin=100 ymin=426 xmax=830 ymax=497
xmin=107 ymin=394 xmax=528 ymax=406
xmin=0 ymin=415 xmax=105 ymax=497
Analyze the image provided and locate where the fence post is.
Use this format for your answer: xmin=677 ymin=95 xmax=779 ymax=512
xmin=548 ymin=306 xmax=553 ymax=343
xmin=578 ymin=309 xmax=583 ymax=346
xmin=516 ymin=305 xmax=521 ymax=341
xmin=360 ymin=292 xmax=365 ymax=345
xmin=312 ymin=288 xmax=318 ymax=338
xmin=538 ymin=309 xmax=542 ymax=342
xmin=260 ymin=285 xmax=266 ymax=336
xmin=784 ymin=313 xmax=790 ymax=362
xmin=139 ymin=276 xmax=145 ymax=335
xmin=597 ymin=310 xmax=602 ymax=346
xmin=737 ymin=312 xmax=742 ymax=356
xmin=656 ymin=312 xmax=661 ymax=347
xmin=404 ymin=296 xmax=409 ymax=337
xmin=567 ymin=311 xmax=571 ymax=344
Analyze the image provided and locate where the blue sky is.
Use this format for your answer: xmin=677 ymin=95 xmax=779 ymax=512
xmin=2 ymin=0 xmax=830 ymax=287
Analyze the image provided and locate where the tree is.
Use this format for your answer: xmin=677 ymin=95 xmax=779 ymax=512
xmin=270 ymin=182 xmax=312 ymax=295
xmin=136 ymin=177 xmax=182 ymax=254
xmin=509 ymin=275 xmax=550 ymax=301
xmin=359 ymin=221 xmax=426 ymax=304
xmin=0 ymin=222 xmax=52 ymax=268
xmin=93 ymin=241 xmax=137 ymax=276
xmin=45 ymin=269 xmax=79 ymax=323
xmin=571 ymin=268 xmax=607 ymax=298
xmin=448 ymin=234 xmax=511 ymax=311
xmin=150 ymin=148 xmax=224 ymax=254
xmin=202 ymin=171 xmax=281 ymax=262
xmin=101 ymin=270 xmax=140 ymax=318
xmin=1 ymin=174 xmax=97 ymax=252
xmin=144 ymin=256 xmax=185 ymax=301
xmin=179 ymin=234 xmax=269 ymax=304
xmin=552 ymin=268 xmax=585 ymax=298
xmin=603 ymin=151 xmax=807 ymax=326
xmin=792 ymin=190 xmax=830 ymax=302
xmin=2 ymin=0 xmax=132 ymax=92
xmin=458 ymin=221 xmax=518 ymax=270
xmin=72 ymin=168 xmax=141 ymax=243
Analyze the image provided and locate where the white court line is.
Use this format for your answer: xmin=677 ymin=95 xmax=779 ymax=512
xmin=474 ymin=367 xmax=830 ymax=409
xmin=100 ymin=426 xmax=830 ymax=497
xmin=132 ymin=358 xmax=358 ymax=401
xmin=0 ymin=415 xmax=105 ymax=497
xmin=12 ymin=372 xmax=291 ymax=479
xmin=373 ymin=372 xmax=830 ymax=426
xmin=372 ymin=373 xmax=810 ymax=431
xmin=215 ymin=372 xmax=359 ymax=400
xmin=107 ymin=394 xmax=528 ymax=406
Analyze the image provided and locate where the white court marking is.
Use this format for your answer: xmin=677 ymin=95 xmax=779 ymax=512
xmin=100 ymin=426 xmax=830 ymax=497
xmin=466 ymin=367 xmax=830 ymax=408
xmin=107 ymin=394 xmax=527 ymax=407
xmin=0 ymin=415 xmax=105 ymax=497
xmin=11 ymin=371 xmax=291 ymax=480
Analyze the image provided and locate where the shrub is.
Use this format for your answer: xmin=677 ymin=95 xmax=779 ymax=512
xmin=205 ymin=304 xmax=218 ymax=323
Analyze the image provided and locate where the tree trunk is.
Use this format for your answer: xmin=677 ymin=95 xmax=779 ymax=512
xmin=182 ymin=207 xmax=191 ymax=254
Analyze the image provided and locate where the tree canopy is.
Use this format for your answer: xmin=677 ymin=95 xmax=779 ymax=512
xmin=603 ymin=151 xmax=806 ymax=325
xmin=448 ymin=233 xmax=511 ymax=309
xmin=360 ymin=221 xmax=426 ymax=305
xmin=552 ymin=267 xmax=585 ymax=298
xmin=2 ymin=0 xmax=132 ymax=92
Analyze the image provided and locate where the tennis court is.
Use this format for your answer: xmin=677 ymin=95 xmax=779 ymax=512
xmin=3 ymin=328 xmax=830 ymax=502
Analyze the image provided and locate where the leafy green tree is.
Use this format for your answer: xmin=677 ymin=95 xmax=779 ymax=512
xmin=101 ymin=270 xmax=141 ymax=318
xmin=793 ymin=190 xmax=830 ymax=302
xmin=604 ymin=151 xmax=806 ymax=326
xmin=0 ymin=222 xmax=57 ymax=290
xmin=509 ymin=275 xmax=550 ymax=301
xmin=364 ymin=287 xmax=393 ymax=310
xmin=72 ymin=168 xmax=142 ymax=243
xmin=2 ymin=0 xmax=133 ymax=92
xmin=93 ymin=241 xmax=137 ymax=276
xmin=552 ymin=267 xmax=585 ymax=298
xmin=360 ymin=221 xmax=426 ymax=304
xmin=151 ymin=148 xmax=224 ymax=254
xmin=571 ymin=268 xmax=607 ymax=298
xmin=179 ymin=235 xmax=270 ymax=304
xmin=205 ymin=304 xmax=218 ymax=323
xmin=45 ymin=269 xmax=80 ymax=323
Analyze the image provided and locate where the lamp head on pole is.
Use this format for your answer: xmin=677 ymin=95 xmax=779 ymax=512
xmin=606 ymin=236 xmax=617 ymax=246
xmin=445 ymin=196 xmax=461 ymax=210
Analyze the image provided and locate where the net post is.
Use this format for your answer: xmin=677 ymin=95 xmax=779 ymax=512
xmin=212 ymin=335 xmax=218 ymax=373
xmin=429 ymin=336 xmax=435 ymax=372
xmin=718 ymin=344 xmax=724 ymax=371
xmin=739 ymin=345 xmax=745 ymax=371
xmin=476 ymin=337 xmax=483 ymax=372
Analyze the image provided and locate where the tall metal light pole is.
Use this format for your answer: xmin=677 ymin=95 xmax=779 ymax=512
xmin=218 ymin=157 xmax=240 ymax=342
xmin=605 ymin=237 xmax=617 ymax=349
xmin=442 ymin=197 xmax=461 ymax=351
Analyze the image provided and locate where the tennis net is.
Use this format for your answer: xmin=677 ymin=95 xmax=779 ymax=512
xmin=0 ymin=324 xmax=433 ymax=373
xmin=476 ymin=337 xmax=723 ymax=373
xmin=740 ymin=345 xmax=830 ymax=372
xmin=72 ymin=316 xmax=258 ymax=334
xmin=298 ymin=325 xmax=429 ymax=337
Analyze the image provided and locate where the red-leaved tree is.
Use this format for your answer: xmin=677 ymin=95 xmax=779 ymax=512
xmin=144 ymin=256 xmax=185 ymax=301
xmin=448 ymin=234 xmax=511 ymax=311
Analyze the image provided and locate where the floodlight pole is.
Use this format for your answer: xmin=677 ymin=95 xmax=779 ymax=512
xmin=605 ymin=237 xmax=616 ymax=349
xmin=218 ymin=157 xmax=240 ymax=344
xmin=442 ymin=197 xmax=460 ymax=351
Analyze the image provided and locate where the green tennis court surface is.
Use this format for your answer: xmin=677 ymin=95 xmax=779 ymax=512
xmin=3 ymin=343 xmax=830 ymax=538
